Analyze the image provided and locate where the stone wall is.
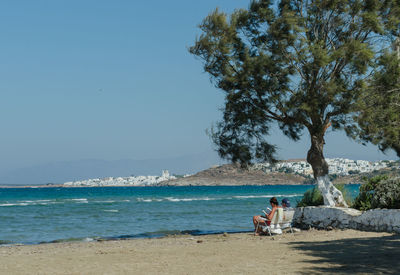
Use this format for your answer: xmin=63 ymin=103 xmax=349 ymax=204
xmin=293 ymin=206 xmax=400 ymax=234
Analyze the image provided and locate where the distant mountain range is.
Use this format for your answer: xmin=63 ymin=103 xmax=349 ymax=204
xmin=0 ymin=153 xmax=225 ymax=186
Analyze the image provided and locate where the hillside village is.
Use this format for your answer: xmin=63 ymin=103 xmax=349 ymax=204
xmin=251 ymin=158 xmax=398 ymax=177
xmin=63 ymin=170 xmax=177 ymax=187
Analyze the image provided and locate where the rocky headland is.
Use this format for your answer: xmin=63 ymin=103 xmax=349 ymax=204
xmin=158 ymin=164 xmax=308 ymax=186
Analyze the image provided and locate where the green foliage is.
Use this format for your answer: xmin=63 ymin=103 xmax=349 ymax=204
xmin=336 ymin=184 xmax=354 ymax=206
xmin=190 ymin=0 xmax=400 ymax=169
xmin=353 ymin=175 xmax=400 ymax=210
xmin=349 ymin=50 xmax=400 ymax=158
xmin=297 ymin=184 xmax=352 ymax=207
xmin=297 ymin=187 xmax=324 ymax=207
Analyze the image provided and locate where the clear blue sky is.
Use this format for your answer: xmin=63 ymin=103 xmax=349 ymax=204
xmin=0 ymin=0 xmax=397 ymax=176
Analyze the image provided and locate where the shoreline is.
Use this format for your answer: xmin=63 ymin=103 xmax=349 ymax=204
xmin=1 ymin=229 xmax=254 ymax=247
xmin=1 ymin=229 xmax=398 ymax=274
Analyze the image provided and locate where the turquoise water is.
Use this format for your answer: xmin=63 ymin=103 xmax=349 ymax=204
xmin=0 ymin=185 xmax=360 ymax=244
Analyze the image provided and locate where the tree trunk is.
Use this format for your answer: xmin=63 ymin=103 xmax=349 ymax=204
xmin=307 ymin=134 xmax=348 ymax=207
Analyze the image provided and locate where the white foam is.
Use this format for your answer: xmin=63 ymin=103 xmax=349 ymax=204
xmin=137 ymin=197 xmax=218 ymax=202
xmin=0 ymin=203 xmax=29 ymax=207
xmin=166 ymin=197 xmax=181 ymax=202
xmin=84 ymin=238 xmax=94 ymax=242
xmin=135 ymin=194 xmax=302 ymax=203
xmin=137 ymin=198 xmax=155 ymax=202
xmin=233 ymin=195 xmax=272 ymax=199
xmin=233 ymin=194 xmax=301 ymax=199
xmin=69 ymin=198 xmax=88 ymax=203
xmin=103 ymin=210 xmax=119 ymax=212
xmin=17 ymin=199 xmax=54 ymax=205
xmin=167 ymin=197 xmax=216 ymax=202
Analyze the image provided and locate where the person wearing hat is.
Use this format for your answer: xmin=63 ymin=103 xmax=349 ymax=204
xmin=282 ymin=198 xmax=292 ymax=210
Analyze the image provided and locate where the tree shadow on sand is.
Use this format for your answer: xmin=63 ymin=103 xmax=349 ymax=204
xmin=290 ymin=233 xmax=400 ymax=274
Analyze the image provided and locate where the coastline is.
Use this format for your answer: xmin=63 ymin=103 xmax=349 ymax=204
xmin=1 ymin=229 xmax=398 ymax=274
xmin=0 ymin=181 xmax=313 ymax=188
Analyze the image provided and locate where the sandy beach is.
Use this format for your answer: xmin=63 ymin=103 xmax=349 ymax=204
xmin=0 ymin=229 xmax=399 ymax=274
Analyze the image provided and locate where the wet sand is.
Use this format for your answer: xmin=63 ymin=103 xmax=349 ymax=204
xmin=0 ymin=229 xmax=399 ymax=274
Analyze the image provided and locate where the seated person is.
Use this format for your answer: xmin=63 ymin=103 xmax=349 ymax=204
xmin=282 ymin=198 xmax=293 ymax=210
xmin=252 ymin=197 xmax=281 ymax=235
xmin=281 ymin=198 xmax=294 ymax=229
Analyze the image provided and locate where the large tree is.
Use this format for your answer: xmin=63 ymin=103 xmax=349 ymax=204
xmin=190 ymin=0 xmax=400 ymax=206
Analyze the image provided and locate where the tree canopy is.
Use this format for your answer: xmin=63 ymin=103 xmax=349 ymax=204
xmin=350 ymin=41 xmax=400 ymax=157
xmin=190 ymin=0 xmax=400 ymax=176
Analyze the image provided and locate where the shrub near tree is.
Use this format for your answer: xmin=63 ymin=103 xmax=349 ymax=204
xmin=297 ymin=184 xmax=352 ymax=207
xmin=353 ymin=175 xmax=400 ymax=210
xmin=190 ymin=0 xmax=400 ymax=206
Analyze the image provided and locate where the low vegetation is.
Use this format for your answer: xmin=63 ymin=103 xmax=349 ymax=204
xmin=353 ymin=175 xmax=400 ymax=211
xmin=298 ymin=174 xmax=400 ymax=210
xmin=297 ymin=184 xmax=352 ymax=207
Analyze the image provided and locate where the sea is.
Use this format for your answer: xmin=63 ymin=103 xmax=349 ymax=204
xmin=0 ymin=185 xmax=360 ymax=245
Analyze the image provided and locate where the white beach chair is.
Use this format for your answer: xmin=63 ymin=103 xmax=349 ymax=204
xmin=281 ymin=209 xmax=295 ymax=233
xmin=256 ymin=208 xmax=295 ymax=235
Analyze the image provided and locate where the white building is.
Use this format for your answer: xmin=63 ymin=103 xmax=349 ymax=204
xmin=63 ymin=170 xmax=176 ymax=187
xmin=251 ymin=158 xmax=397 ymax=177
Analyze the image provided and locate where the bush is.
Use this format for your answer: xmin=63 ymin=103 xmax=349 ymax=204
xmin=297 ymin=184 xmax=352 ymax=207
xmin=297 ymin=187 xmax=323 ymax=207
xmin=353 ymin=175 xmax=400 ymax=210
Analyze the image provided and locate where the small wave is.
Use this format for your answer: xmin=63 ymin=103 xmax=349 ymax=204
xmin=96 ymin=229 xmax=253 ymax=242
xmin=103 ymin=210 xmax=119 ymax=212
xmin=166 ymin=197 xmax=217 ymax=202
xmin=166 ymin=197 xmax=180 ymax=202
xmin=45 ymin=237 xmax=92 ymax=244
xmin=137 ymin=197 xmax=217 ymax=202
xmin=84 ymin=237 xmax=94 ymax=242
xmin=18 ymin=200 xmax=53 ymax=203
xmin=0 ymin=240 xmax=12 ymax=245
xmin=136 ymin=194 xmax=301 ymax=203
xmin=68 ymin=198 xmax=88 ymax=203
xmin=233 ymin=195 xmax=272 ymax=199
xmin=0 ymin=201 xmax=60 ymax=207
xmin=233 ymin=194 xmax=302 ymax=199
xmin=94 ymin=200 xmax=115 ymax=203
xmin=137 ymin=198 xmax=162 ymax=202
xmin=0 ymin=203 xmax=29 ymax=207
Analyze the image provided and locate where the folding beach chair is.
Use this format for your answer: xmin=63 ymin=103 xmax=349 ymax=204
xmin=256 ymin=208 xmax=295 ymax=235
xmin=281 ymin=209 xmax=295 ymax=234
